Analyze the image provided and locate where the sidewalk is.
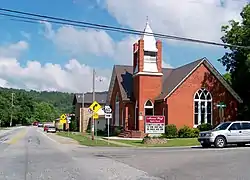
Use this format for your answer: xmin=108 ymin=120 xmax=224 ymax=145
xmin=86 ymin=135 xmax=135 ymax=147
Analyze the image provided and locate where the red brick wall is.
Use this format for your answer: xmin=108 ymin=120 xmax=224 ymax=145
xmin=135 ymin=75 xmax=163 ymax=131
xmin=167 ymin=63 xmax=238 ymax=129
xmin=110 ymin=78 xmax=122 ymax=126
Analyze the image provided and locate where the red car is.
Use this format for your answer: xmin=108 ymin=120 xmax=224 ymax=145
xmin=33 ymin=121 xmax=38 ymax=126
xmin=44 ymin=125 xmax=48 ymax=132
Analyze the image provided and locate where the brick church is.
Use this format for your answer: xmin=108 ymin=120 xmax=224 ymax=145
xmin=106 ymin=21 xmax=242 ymax=138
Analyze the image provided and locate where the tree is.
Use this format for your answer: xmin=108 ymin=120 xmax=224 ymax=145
xmin=33 ymin=102 xmax=59 ymax=122
xmin=219 ymin=4 xmax=250 ymax=119
xmin=0 ymin=87 xmax=73 ymax=126
xmin=223 ymin=73 xmax=232 ymax=85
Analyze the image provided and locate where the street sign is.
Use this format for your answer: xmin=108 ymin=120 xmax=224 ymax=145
xmin=60 ymin=114 xmax=66 ymax=120
xmin=104 ymin=105 xmax=112 ymax=113
xmin=145 ymin=116 xmax=165 ymax=134
xmin=105 ymin=113 xmax=112 ymax=119
xmin=93 ymin=113 xmax=99 ymax=119
xmin=89 ymin=101 xmax=102 ymax=113
xmin=67 ymin=116 xmax=71 ymax=124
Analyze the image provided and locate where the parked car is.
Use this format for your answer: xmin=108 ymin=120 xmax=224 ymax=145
xmin=38 ymin=123 xmax=43 ymax=127
xmin=198 ymin=121 xmax=250 ymax=148
xmin=47 ymin=125 xmax=56 ymax=133
xmin=44 ymin=125 xmax=48 ymax=132
xmin=33 ymin=121 xmax=38 ymax=126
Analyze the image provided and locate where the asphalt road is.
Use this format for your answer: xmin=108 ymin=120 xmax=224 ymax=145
xmin=0 ymin=127 xmax=250 ymax=180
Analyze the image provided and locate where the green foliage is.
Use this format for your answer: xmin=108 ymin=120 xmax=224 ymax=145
xmin=223 ymin=73 xmax=232 ymax=85
xmin=165 ymin=124 xmax=178 ymax=138
xmin=178 ymin=126 xmax=200 ymax=138
xmin=197 ymin=123 xmax=213 ymax=131
xmin=0 ymin=87 xmax=73 ymax=127
xmin=220 ymin=4 xmax=250 ymax=119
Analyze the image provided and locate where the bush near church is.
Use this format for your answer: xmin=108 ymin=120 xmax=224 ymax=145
xmin=165 ymin=124 xmax=178 ymax=138
xmin=197 ymin=123 xmax=213 ymax=131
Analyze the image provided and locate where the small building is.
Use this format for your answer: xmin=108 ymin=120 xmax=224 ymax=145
xmin=72 ymin=91 xmax=108 ymax=132
xmin=106 ymin=21 xmax=243 ymax=138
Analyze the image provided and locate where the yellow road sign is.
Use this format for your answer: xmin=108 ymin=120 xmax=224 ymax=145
xmin=60 ymin=114 xmax=66 ymax=120
xmin=89 ymin=101 xmax=102 ymax=113
xmin=93 ymin=113 xmax=99 ymax=119
xmin=60 ymin=119 xmax=66 ymax=124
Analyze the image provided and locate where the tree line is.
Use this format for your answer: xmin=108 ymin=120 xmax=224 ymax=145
xmin=0 ymin=87 xmax=73 ymax=127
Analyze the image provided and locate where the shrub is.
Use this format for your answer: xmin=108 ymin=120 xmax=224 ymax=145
xmin=113 ymin=126 xmax=123 ymax=136
xmin=165 ymin=124 xmax=178 ymax=138
xmin=178 ymin=126 xmax=200 ymax=138
xmin=189 ymin=128 xmax=200 ymax=138
xmin=197 ymin=123 xmax=213 ymax=131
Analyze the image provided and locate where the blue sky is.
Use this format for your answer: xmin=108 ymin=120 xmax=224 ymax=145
xmin=0 ymin=0 xmax=248 ymax=92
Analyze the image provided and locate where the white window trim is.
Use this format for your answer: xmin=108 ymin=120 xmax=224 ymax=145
xmin=144 ymin=100 xmax=154 ymax=116
xmin=193 ymin=88 xmax=213 ymax=127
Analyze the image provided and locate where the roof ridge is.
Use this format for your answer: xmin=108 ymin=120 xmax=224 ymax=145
xmin=174 ymin=57 xmax=205 ymax=70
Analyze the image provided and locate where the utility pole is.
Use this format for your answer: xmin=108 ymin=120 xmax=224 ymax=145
xmin=10 ymin=93 xmax=14 ymax=127
xmin=91 ymin=69 xmax=95 ymax=140
xmin=81 ymin=92 xmax=84 ymax=134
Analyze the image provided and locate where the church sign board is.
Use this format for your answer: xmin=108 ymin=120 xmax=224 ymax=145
xmin=145 ymin=116 xmax=165 ymax=134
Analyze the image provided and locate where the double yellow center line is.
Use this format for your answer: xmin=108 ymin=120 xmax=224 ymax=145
xmin=7 ymin=128 xmax=27 ymax=145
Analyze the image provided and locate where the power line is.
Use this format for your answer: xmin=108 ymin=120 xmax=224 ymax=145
xmin=0 ymin=8 xmax=249 ymax=49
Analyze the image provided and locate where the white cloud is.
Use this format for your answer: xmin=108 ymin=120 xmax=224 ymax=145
xmin=0 ymin=41 xmax=110 ymax=93
xmin=104 ymin=0 xmax=248 ymax=43
xmin=41 ymin=22 xmax=172 ymax=66
xmin=42 ymin=22 xmax=115 ymax=57
xmin=0 ymin=41 xmax=28 ymax=58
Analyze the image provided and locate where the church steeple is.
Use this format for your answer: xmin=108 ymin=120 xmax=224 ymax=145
xmin=141 ymin=17 xmax=158 ymax=52
xmin=133 ymin=17 xmax=162 ymax=75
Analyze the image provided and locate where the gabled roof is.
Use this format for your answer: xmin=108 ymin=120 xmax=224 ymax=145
xmin=106 ymin=58 xmax=243 ymax=104
xmin=73 ymin=91 xmax=108 ymax=105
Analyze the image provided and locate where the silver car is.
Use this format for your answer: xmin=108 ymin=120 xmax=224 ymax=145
xmin=47 ymin=125 xmax=56 ymax=133
xmin=198 ymin=121 xmax=250 ymax=148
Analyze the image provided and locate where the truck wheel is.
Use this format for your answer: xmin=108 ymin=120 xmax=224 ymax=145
xmin=215 ymin=136 xmax=226 ymax=148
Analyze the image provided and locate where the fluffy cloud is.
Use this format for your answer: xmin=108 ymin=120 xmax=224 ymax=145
xmin=42 ymin=21 xmax=115 ymax=57
xmin=0 ymin=41 xmax=28 ymax=58
xmin=41 ymin=22 xmax=171 ymax=66
xmin=104 ymin=0 xmax=248 ymax=43
xmin=0 ymin=41 xmax=110 ymax=93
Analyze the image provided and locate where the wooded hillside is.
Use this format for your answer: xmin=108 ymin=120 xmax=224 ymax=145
xmin=0 ymin=87 xmax=74 ymax=127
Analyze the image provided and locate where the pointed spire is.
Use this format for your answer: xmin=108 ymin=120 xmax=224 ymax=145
xmin=142 ymin=17 xmax=158 ymax=52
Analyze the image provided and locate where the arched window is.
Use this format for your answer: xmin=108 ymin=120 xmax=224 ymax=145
xmin=194 ymin=88 xmax=212 ymax=126
xmin=144 ymin=100 xmax=154 ymax=116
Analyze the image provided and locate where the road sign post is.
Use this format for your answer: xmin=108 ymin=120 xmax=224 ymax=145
xmin=89 ymin=100 xmax=101 ymax=141
xmin=104 ymin=105 xmax=112 ymax=144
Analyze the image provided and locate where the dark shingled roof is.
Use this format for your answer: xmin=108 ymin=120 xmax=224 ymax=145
xmin=106 ymin=57 xmax=243 ymax=104
xmin=73 ymin=91 xmax=108 ymax=105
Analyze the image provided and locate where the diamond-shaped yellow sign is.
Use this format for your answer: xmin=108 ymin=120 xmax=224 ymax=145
xmin=93 ymin=113 xmax=99 ymax=119
xmin=60 ymin=114 xmax=66 ymax=120
xmin=89 ymin=101 xmax=102 ymax=113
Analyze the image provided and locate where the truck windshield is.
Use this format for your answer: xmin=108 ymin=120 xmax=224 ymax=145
xmin=214 ymin=122 xmax=231 ymax=130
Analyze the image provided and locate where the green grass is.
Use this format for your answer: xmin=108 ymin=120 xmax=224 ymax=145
xmin=57 ymin=132 xmax=121 ymax=147
xmin=113 ymin=138 xmax=200 ymax=147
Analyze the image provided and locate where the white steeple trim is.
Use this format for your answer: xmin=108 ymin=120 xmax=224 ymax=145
xmin=141 ymin=19 xmax=158 ymax=52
